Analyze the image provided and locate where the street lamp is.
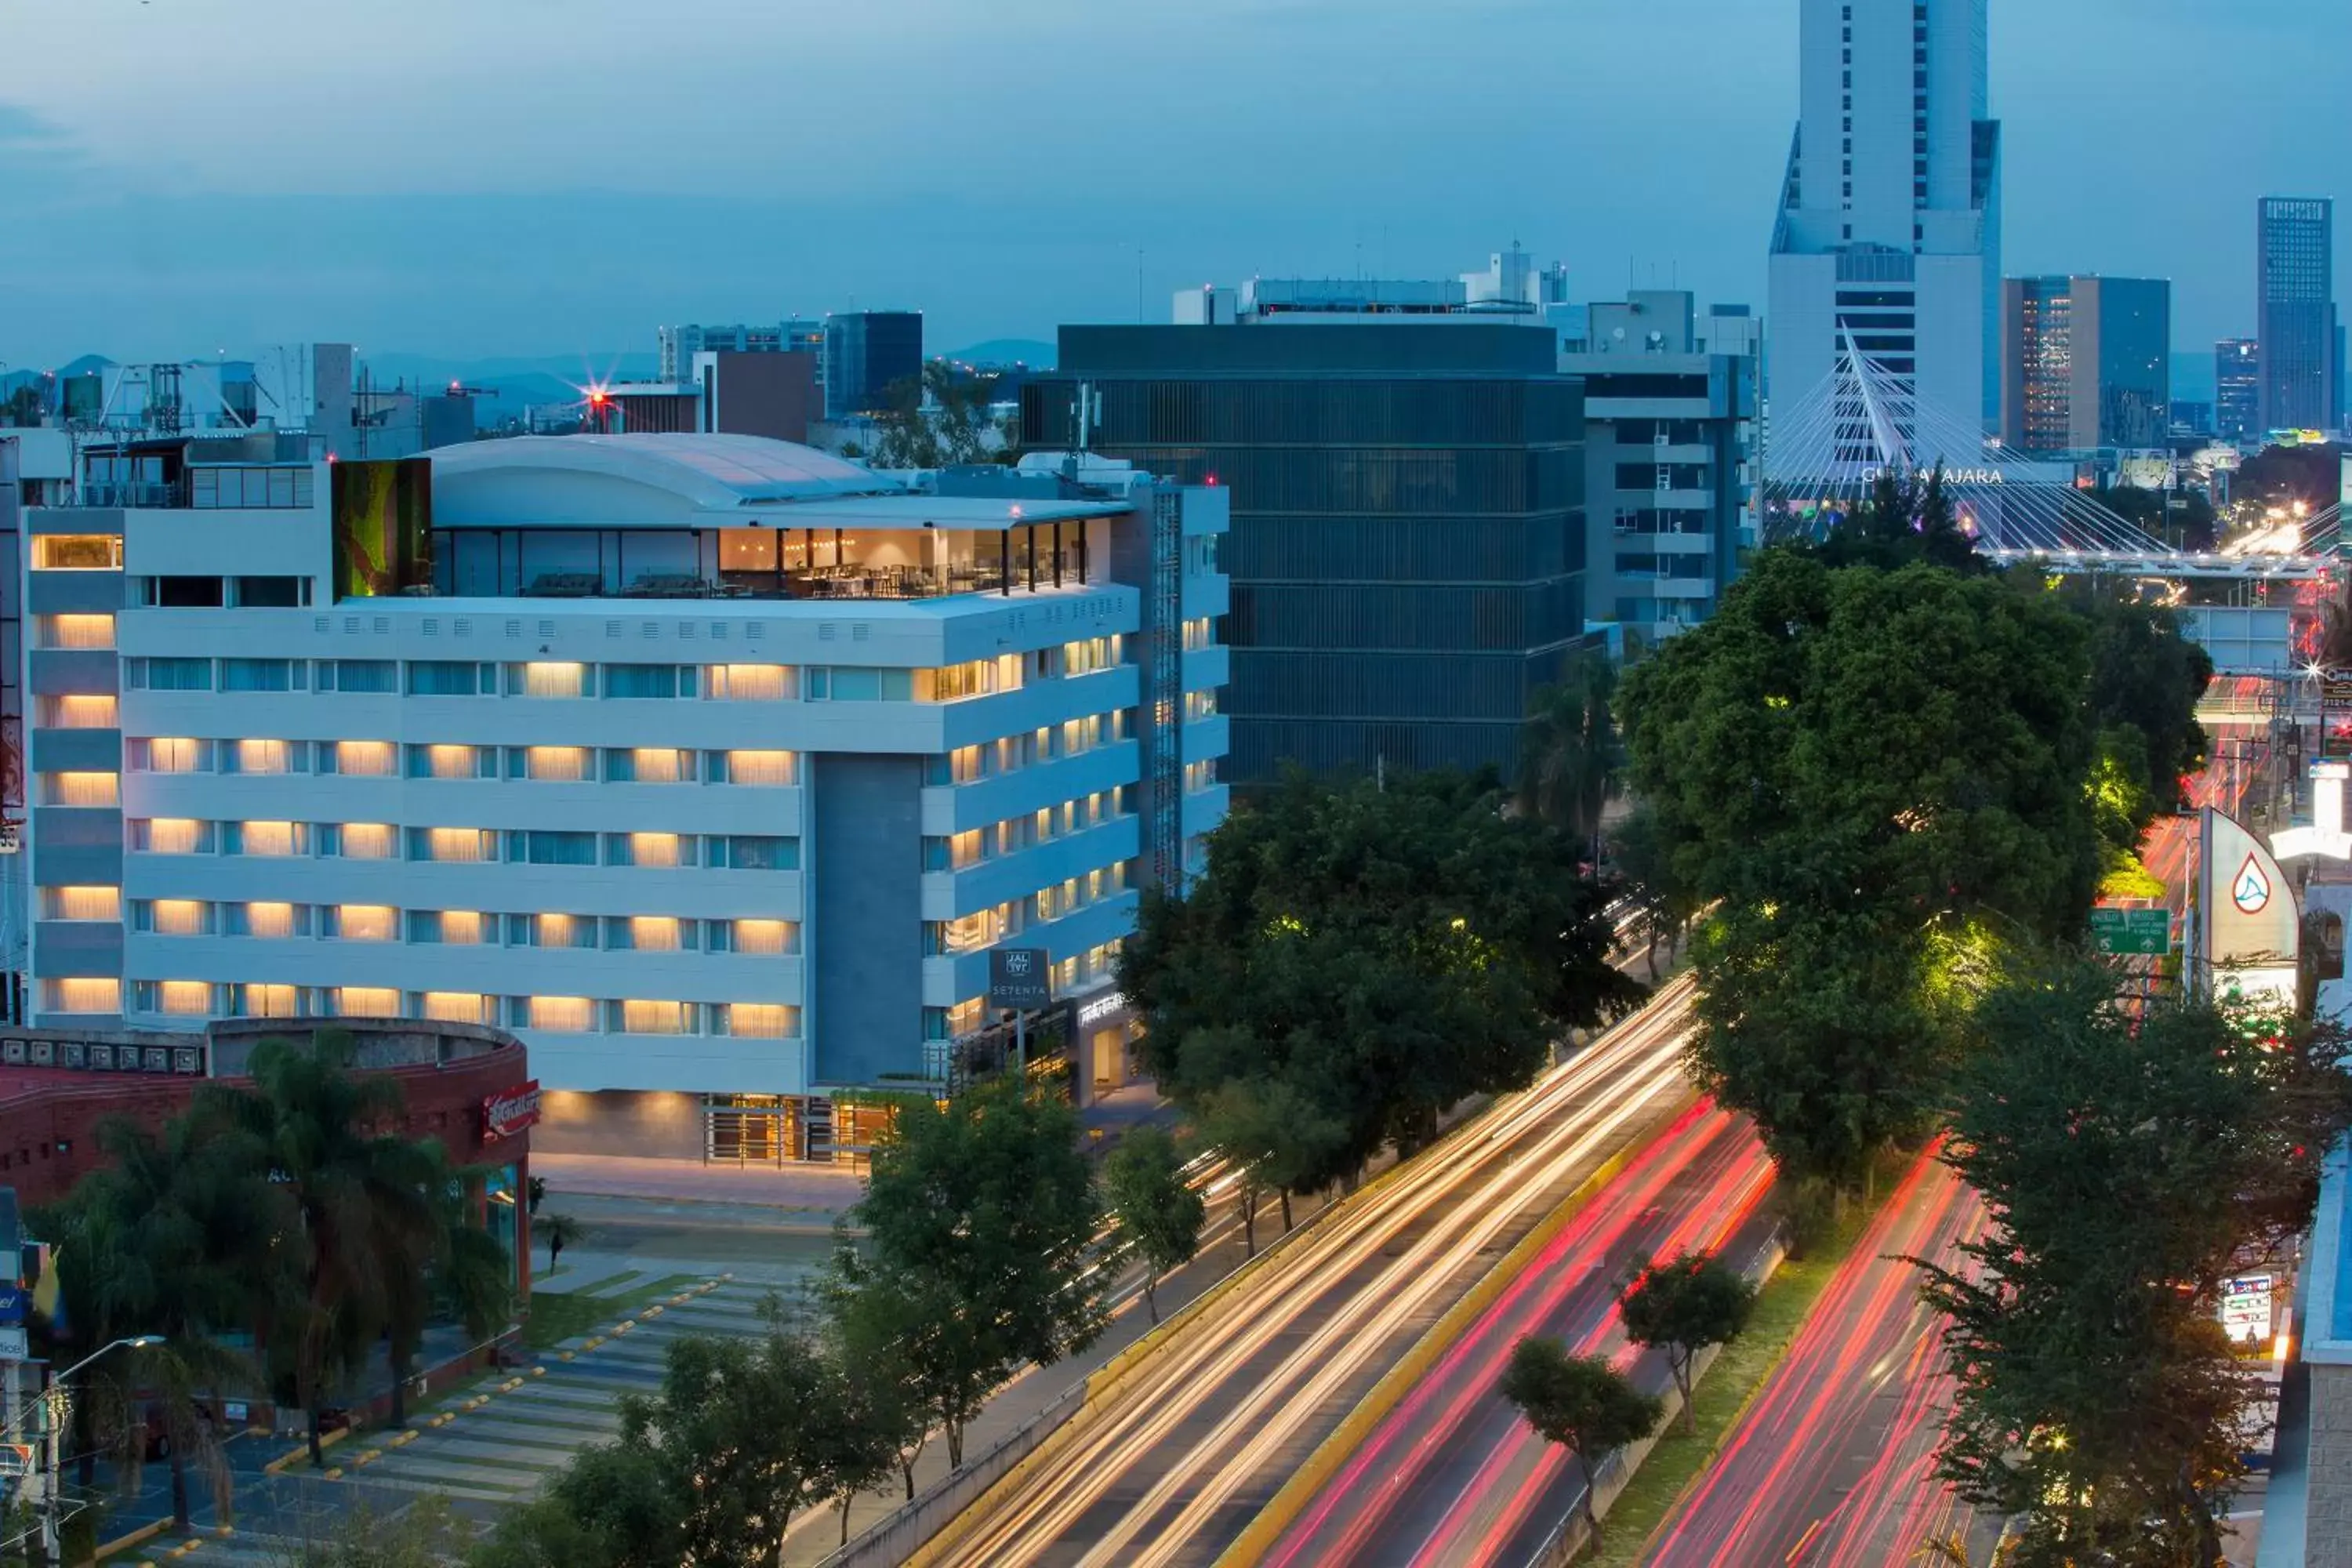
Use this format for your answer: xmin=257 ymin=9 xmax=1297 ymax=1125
xmin=15 ymin=1335 xmax=161 ymax=1567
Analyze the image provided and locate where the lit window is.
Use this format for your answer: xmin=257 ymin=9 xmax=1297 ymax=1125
xmin=47 ymin=977 xmax=121 ymax=1014
xmin=141 ymin=738 xmax=207 ymax=773
xmin=626 ymin=748 xmax=688 ymax=783
xmin=333 ymin=741 xmax=397 ymax=777
xmin=140 ymin=818 xmax=209 ymax=855
xmin=528 ymin=996 xmax=594 ymax=1033
xmin=629 ymin=833 xmax=681 ymax=869
xmin=418 ymin=745 xmax=483 ymax=780
xmin=34 ymin=535 xmax=122 ymax=571
xmin=237 ymin=983 xmax=299 ymax=1018
xmin=419 ymin=827 xmax=494 ymax=863
xmin=42 ymin=772 xmax=119 ymax=807
xmin=725 ymin=750 xmax=795 ymax=786
xmin=524 ymin=746 xmax=590 ymax=782
xmin=441 ymin=910 xmax=486 ymax=946
xmin=339 ymin=823 xmax=397 ymax=859
xmin=422 ymin=991 xmax=488 ymax=1024
xmin=630 ymin=916 xmax=683 ymax=951
xmin=150 ymin=899 xmax=209 ymax=936
xmin=156 ymin=981 xmax=212 ymax=1017
xmin=242 ymin=902 xmax=297 ymax=939
xmin=44 ymin=886 xmax=120 ymax=922
xmin=620 ymin=1000 xmax=692 ymax=1035
xmin=336 ymin=988 xmax=401 ymax=1018
xmin=234 ymin=739 xmax=294 ymax=775
xmin=733 ymin=919 xmax=795 ymax=955
xmin=727 ymin=1004 xmax=798 ymax=1039
xmin=233 ymin=821 xmax=303 ymax=857
xmin=537 ymin=913 xmax=582 ymax=949
xmin=517 ymin=662 xmax=589 ymax=699
xmin=42 ymin=615 xmax=115 ymax=649
xmin=708 ymin=664 xmax=792 ymax=701
xmin=47 ymin=695 xmax=117 ymax=729
xmin=335 ymin=906 xmax=397 ymax=942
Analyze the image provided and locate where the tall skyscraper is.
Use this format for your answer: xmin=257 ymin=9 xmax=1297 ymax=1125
xmin=2257 ymin=197 xmax=2336 ymax=434
xmin=1999 ymin=275 xmax=2171 ymax=452
xmin=822 ymin=312 xmax=924 ymax=423
xmin=1768 ymin=0 xmax=2002 ymax=467
xmin=2216 ymin=337 xmax=2260 ymax=442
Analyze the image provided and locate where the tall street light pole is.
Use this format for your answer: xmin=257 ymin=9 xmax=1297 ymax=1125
xmin=11 ymin=1336 xmax=162 ymax=1566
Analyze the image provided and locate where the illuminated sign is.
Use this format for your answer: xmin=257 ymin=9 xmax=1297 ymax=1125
xmin=2221 ymin=1275 xmax=2274 ymax=1345
xmin=1076 ymin=993 xmax=1129 ymax=1029
xmin=483 ymin=1080 xmax=543 ymax=1142
xmin=1859 ymin=466 xmax=2005 ymax=486
xmin=2233 ymin=854 xmax=2274 ymax=914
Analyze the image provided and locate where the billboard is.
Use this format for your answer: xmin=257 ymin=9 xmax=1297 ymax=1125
xmin=330 ymin=457 xmax=434 ymax=600
xmin=2220 ymin=1274 xmax=2274 ymax=1345
xmin=2202 ymin=808 xmax=2299 ymax=1007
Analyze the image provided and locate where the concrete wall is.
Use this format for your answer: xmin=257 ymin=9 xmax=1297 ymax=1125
xmin=2307 ymin=1363 xmax=2352 ymax=1562
xmin=534 ymin=1087 xmax=704 ymax=1160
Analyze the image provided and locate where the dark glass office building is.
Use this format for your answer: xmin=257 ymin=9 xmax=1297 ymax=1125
xmin=822 ymin=311 xmax=924 ymax=422
xmin=2258 ymin=198 xmax=2337 ymax=434
xmin=1028 ymin=325 xmax=1584 ymax=784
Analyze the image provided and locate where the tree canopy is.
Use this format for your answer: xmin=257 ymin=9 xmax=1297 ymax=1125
xmin=1617 ymin=1252 xmax=1757 ymax=1434
xmin=1122 ymin=769 xmax=1639 ymax=1191
xmin=1497 ymin=1338 xmax=1661 ymax=1548
xmin=1103 ymin=1125 xmax=1206 ymax=1323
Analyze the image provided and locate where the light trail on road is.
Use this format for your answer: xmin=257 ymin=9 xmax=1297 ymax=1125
xmin=918 ymin=977 xmax=1704 ymax=1568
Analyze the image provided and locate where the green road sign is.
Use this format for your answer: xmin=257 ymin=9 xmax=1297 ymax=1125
xmin=2090 ymin=906 xmax=2172 ymax=956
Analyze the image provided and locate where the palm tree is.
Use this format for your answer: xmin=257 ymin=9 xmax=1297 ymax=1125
xmin=376 ymin=1148 xmax=516 ymax=1427
xmin=199 ymin=1030 xmax=445 ymax=1468
xmin=1518 ymin=654 xmax=1624 ymax=861
xmin=535 ymin=1213 xmax=584 ymax=1279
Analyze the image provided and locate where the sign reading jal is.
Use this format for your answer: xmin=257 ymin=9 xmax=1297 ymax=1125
xmin=482 ymin=1080 xmax=543 ymax=1142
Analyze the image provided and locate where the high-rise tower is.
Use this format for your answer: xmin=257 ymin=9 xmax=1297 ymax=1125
xmin=2257 ymin=198 xmax=2337 ymax=434
xmin=1768 ymin=0 xmax=2002 ymax=470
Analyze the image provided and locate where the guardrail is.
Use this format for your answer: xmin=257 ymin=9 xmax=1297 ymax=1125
xmin=815 ymin=1381 xmax=1087 ymax=1568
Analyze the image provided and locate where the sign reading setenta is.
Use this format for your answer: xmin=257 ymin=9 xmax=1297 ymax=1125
xmin=989 ymin=948 xmax=1054 ymax=1010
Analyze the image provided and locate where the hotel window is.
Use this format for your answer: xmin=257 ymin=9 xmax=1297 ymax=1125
xmin=708 ymin=835 xmax=799 ymax=870
xmin=913 ymin=659 xmax=1011 ymax=702
xmin=230 ymin=983 xmax=299 ymax=1019
xmin=508 ymin=662 xmax=589 ymax=699
xmin=128 ymin=657 xmax=213 ymax=692
xmin=129 ymin=738 xmax=209 ymax=773
xmin=506 ymin=829 xmax=596 ymax=866
xmin=32 ymin=535 xmax=122 ymax=571
xmin=607 ymin=833 xmax=692 ymax=868
xmin=224 ymin=739 xmax=300 ymax=775
xmin=941 ymin=907 xmax=1004 ymax=953
xmin=528 ymin=996 xmax=595 ymax=1033
xmin=706 ymin=663 xmax=793 ymax=701
xmin=712 ymin=918 xmax=798 ymax=955
xmin=421 ymin=991 xmax=493 ymax=1025
xmin=942 ymin=829 xmax=986 ymax=869
xmin=718 ymin=1004 xmax=800 ymax=1039
xmin=38 ymin=615 xmax=115 ymax=649
xmin=509 ymin=913 xmax=597 ymax=949
xmin=512 ymin=746 xmax=591 ymax=782
xmin=42 ymin=695 xmax=118 ymax=729
xmin=407 ymin=743 xmax=492 ymax=780
xmin=321 ymin=659 xmax=397 ymax=694
xmin=319 ymin=822 xmax=397 ymax=859
xmin=712 ymin=750 xmax=796 ymax=786
xmin=607 ymin=748 xmax=692 ymax=783
xmin=39 ymin=771 xmax=118 ymax=807
xmin=1181 ymin=617 xmax=1215 ymax=652
xmin=334 ymin=987 xmax=401 ymax=1018
xmin=614 ymin=916 xmax=687 ymax=952
xmin=407 ymin=661 xmax=485 ymax=697
xmin=321 ymin=740 xmax=397 ymax=776
xmin=223 ymin=820 xmax=307 ymax=857
xmin=614 ymin=999 xmax=695 ymax=1035
xmin=42 ymin=886 xmax=120 ymax=922
xmin=131 ymin=818 xmax=214 ymax=855
xmin=44 ymin=977 xmax=121 ymax=1014
xmin=809 ymin=666 xmax=914 ymax=702
xmin=1061 ymin=637 xmax=1120 ymax=677
xmin=221 ymin=659 xmax=299 ymax=692
xmin=143 ymin=981 xmax=215 ymax=1018
xmin=224 ymin=902 xmax=303 ymax=939
xmin=136 ymin=898 xmax=212 ymax=936
xmin=945 ymin=744 xmax=987 ymax=784
xmin=411 ymin=826 xmax=499 ymax=863
xmin=439 ymin=910 xmax=488 ymax=945
xmin=601 ymin=664 xmax=691 ymax=699
xmin=326 ymin=905 xmax=397 ymax=942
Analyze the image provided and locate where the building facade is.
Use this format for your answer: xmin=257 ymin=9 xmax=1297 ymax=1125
xmin=1999 ymin=274 xmax=2172 ymax=453
xmin=16 ymin=433 xmax=1226 ymax=1160
xmin=1563 ymin=292 xmax=1755 ymax=644
xmin=822 ymin=312 xmax=924 ymax=423
xmin=2218 ymin=337 xmax=2262 ymax=443
xmin=1768 ymin=0 xmax=2002 ymax=464
xmin=1033 ymin=322 xmax=1582 ymax=785
xmin=2259 ymin=198 xmax=2339 ymax=435
xmin=656 ymin=320 xmax=825 ymax=384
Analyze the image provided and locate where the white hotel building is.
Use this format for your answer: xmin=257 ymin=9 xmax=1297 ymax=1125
xmin=18 ymin=433 xmax=1229 ymax=1160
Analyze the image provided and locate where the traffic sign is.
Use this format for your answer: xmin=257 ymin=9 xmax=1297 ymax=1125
xmin=2090 ymin=907 xmax=2172 ymax=956
xmin=0 ymin=1286 xmax=28 ymax=1328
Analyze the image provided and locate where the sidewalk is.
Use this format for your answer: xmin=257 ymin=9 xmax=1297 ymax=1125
xmin=533 ymin=1153 xmax=865 ymax=1211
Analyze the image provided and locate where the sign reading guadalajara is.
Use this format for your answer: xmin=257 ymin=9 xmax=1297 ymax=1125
xmin=482 ymin=1080 xmax=543 ymax=1142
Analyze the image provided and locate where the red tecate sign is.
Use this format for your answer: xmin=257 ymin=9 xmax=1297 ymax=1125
xmin=483 ymin=1080 xmax=543 ymax=1142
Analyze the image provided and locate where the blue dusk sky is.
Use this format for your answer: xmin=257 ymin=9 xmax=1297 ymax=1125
xmin=0 ymin=0 xmax=2342 ymax=368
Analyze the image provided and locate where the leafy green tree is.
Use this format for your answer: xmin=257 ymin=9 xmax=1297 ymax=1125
xmin=1124 ymin=770 xmax=1638 ymax=1189
xmin=1192 ymin=1074 xmax=1343 ymax=1254
xmin=377 ymin=1143 xmax=514 ymax=1427
xmin=470 ymin=1439 xmax=683 ymax=1568
xmin=2067 ymin=583 xmax=2212 ymax=822
xmin=1103 ymin=1126 xmax=1206 ymax=1323
xmin=1620 ymin=550 xmax=2102 ymax=1187
xmin=1617 ymin=1252 xmax=1757 ymax=1433
xmin=1610 ymin=804 xmax=1698 ymax=979
xmin=868 ymin=362 xmax=1006 ymax=469
xmin=1518 ymin=654 xmax=1623 ymax=858
xmin=0 ymin=386 xmax=41 ymax=427
xmin=536 ymin=1212 xmax=584 ymax=1279
xmin=810 ymin=1340 xmax=902 ymax=1546
xmin=824 ymin=1276 xmax=937 ymax=1500
xmin=278 ymin=1497 xmax=477 ymax=1566
xmin=826 ymin=1077 xmax=1106 ymax=1467
xmin=1918 ymin=961 xmax=2352 ymax=1566
xmin=1497 ymin=1338 xmax=1661 ymax=1548
xmin=1810 ymin=464 xmax=1982 ymax=575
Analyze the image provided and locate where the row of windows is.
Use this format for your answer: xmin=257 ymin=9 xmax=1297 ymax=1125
xmin=924 ymin=792 xmax=1135 ymax=870
xmin=1027 ymin=378 xmax=1584 ymax=449
xmin=1227 ymin=715 xmax=1521 ymax=786
xmin=116 ymin=898 xmax=800 ymax=953
xmin=124 ymin=821 xmax=800 ymax=869
xmin=122 ymin=739 xmax=800 ymax=787
xmin=1070 ymin=445 xmax=1580 ymax=519
xmin=108 ymin=982 xmax=800 ymax=1038
xmin=1228 ymin=580 xmax=1584 ymax=655
xmin=132 ymin=576 xmax=313 ymax=608
xmin=1229 ymin=649 xmax=1556 ymax=727
xmin=120 ymin=657 xmax=1066 ymax=703
xmin=1222 ymin=516 xmax=1576 ymax=586
xmin=1613 ymin=554 xmax=1715 ymax=580
xmin=938 ymin=712 xmax=1133 ymax=784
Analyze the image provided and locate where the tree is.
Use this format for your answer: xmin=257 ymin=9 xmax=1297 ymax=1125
xmin=1192 ymin=1076 xmax=1343 ymax=1255
xmin=1810 ymin=464 xmax=1983 ymax=575
xmin=1518 ymin=654 xmax=1623 ymax=859
xmin=376 ymin=1144 xmax=514 ymax=1428
xmin=1123 ymin=770 xmax=1639 ymax=1190
xmin=277 ymin=1497 xmax=476 ymax=1566
xmin=867 ymin=362 xmax=1006 ymax=470
xmin=2067 ymin=583 xmax=2212 ymax=823
xmin=823 ymin=1277 xmax=937 ymax=1501
xmin=1610 ymin=804 xmax=1698 ymax=979
xmin=470 ymin=1439 xmax=683 ymax=1568
xmin=538 ymin=1213 xmax=584 ymax=1279
xmin=0 ymin=386 xmax=41 ymax=428
xmin=1103 ymin=1126 xmax=1206 ymax=1323
xmin=1918 ymin=961 xmax=2352 ymax=1566
xmin=1617 ymin=1252 xmax=1757 ymax=1434
xmin=809 ymin=1341 xmax=902 ymax=1546
xmin=1620 ymin=549 xmax=2103 ymax=1188
xmin=1497 ymin=1338 xmax=1661 ymax=1548
xmin=826 ymin=1077 xmax=1106 ymax=1467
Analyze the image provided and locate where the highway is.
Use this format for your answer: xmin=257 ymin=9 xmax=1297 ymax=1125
xmin=916 ymin=976 xmax=1704 ymax=1568
xmin=1255 ymin=1102 xmax=1775 ymax=1568
xmin=1644 ymin=1148 xmax=1988 ymax=1568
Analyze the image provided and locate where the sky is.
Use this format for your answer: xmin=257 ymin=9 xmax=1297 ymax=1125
xmin=0 ymin=0 xmax=2344 ymax=372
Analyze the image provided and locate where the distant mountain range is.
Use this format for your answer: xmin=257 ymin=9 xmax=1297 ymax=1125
xmin=943 ymin=339 xmax=1055 ymax=368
